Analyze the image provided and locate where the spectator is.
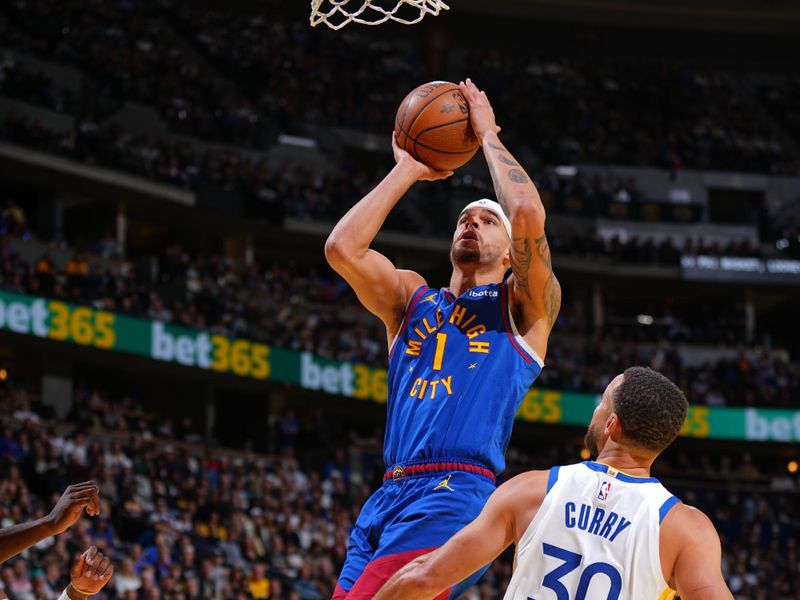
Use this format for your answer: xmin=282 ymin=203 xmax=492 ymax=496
xmin=248 ymin=562 xmax=270 ymax=599
xmin=0 ymin=201 xmax=27 ymax=238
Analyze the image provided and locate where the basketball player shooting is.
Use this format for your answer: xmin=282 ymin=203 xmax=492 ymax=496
xmin=325 ymin=78 xmax=560 ymax=599
xmin=373 ymin=367 xmax=734 ymax=600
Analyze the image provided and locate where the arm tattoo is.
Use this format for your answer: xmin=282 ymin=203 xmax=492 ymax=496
xmin=508 ymin=169 xmax=529 ymax=184
xmin=485 ymin=154 xmax=507 ymax=211
xmin=485 ymin=141 xmax=530 ymax=206
xmin=543 ymin=274 xmax=562 ymax=327
xmin=535 ymin=234 xmax=560 ymax=326
xmin=511 ymin=236 xmax=533 ymax=300
xmin=534 ymin=234 xmax=552 ymax=270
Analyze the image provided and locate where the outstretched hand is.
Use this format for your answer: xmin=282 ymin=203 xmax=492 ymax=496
xmin=69 ymin=546 xmax=114 ymax=597
xmin=459 ymin=78 xmax=501 ymax=142
xmin=47 ymin=482 xmax=101 ymax=535
xmin=392 ymin=133 xmax=453 ymax=182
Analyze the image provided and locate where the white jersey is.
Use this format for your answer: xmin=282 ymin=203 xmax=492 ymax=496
xmin=503 ymin=461 xmax=679 ymax=600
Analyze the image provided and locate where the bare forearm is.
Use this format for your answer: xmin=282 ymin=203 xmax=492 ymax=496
xmin=0 ymin=516 xmax=55 ymax=563
xmin=326 ymin=161 xmax=419 ymax=258
xmin=374 ymin=558 xmax=442 ymax=600
xmin=480 ymin=131 xmax=544 ymax=224
xmin=481 ymin=131 xmax=559 ymax=328
xmin=374 ymin=577 xmax=436 ymax=600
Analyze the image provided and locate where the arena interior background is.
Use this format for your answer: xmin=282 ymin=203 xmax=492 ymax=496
xmin=0 ymin=0 xmax=799 ymax=598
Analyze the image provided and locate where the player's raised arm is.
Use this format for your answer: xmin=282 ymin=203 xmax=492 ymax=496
xmin=459 ymin=78 xmax=561 ymax=360
xmin=325 ymin=135 xmax=452 ymax=341
xmin=374 ymin=471 xmax=548 ymax=600
xmin=662 ymin=504 xmax=734 ymax=600
xmin=0 ymin=482 xmax=100 ymax=565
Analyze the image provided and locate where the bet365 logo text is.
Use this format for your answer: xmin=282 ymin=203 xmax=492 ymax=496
xmin=151 ymin=322 xmax=270 ymax=379
xmin=300 ymin=353 xmax=387 ymax=403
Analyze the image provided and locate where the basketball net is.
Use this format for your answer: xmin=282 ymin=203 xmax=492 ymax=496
xmin=310 ymin=0 xmax=449 ymax=30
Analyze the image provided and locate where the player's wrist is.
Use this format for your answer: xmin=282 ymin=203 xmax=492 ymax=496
xmin=41 ymin=513 xmax=60 ymax=536
xmin=480 ymin=129 xmax=500 ymax=146
xmin=65 ymin=583 xmax=90 ymax=600
xmin=393 ymin=156 xmax=427 ymax=181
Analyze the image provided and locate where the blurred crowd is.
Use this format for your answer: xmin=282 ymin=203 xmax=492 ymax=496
xmin=670 ymin=486 xmax=799 ymax=599
xmin=0 ymin=111 xmax=374 ymax=227
xmin=1 ymin=384 xmax=798 ymax=599
xmin=67 ymin=386 xmax=204 ymax=450
xmin=550 ymin=233 xmax=763 ymax=266
xmin=0 ymin=390 xmax=360 ymax=599
xmin=539 ymin=333 xmax=800 ymax=409
xmin=466 ymin=51 xmax=794 ymax=174
xmin=0 ymin=112 xmax=791 ymax=253
xmin=0 ymin=233 xmax=387 ymax=367
xmin=2 ymin=208 xmax=799 ymax=408
xmin=0 ymin=0 xmax=270 ymax=147
xmin=758 ymin=77 xmax=800 ymax=152
xmin=161 ymin=0 xmax=421 ymax=136
xmin=1 ymin=0 xmax=800 ymax=175
xmin=0 ymin=62 xmax=78 ymax=115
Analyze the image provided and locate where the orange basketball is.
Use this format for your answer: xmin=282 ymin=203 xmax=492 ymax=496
xmin=394 ymin=81 xmax=480 ymax=171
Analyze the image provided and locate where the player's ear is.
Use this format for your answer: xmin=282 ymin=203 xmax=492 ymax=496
xmin=604 ymin=413 xmax=622 ymax=439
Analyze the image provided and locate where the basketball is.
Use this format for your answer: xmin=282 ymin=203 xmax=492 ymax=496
xmin=394 ymin=81 xmax=480 ymax=171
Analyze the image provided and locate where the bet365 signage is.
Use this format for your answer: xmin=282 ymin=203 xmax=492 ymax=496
xmin=2 ymin=290 xmax=798 ymax=442
xmin=0 ymin=290 xmax=272 ymax=381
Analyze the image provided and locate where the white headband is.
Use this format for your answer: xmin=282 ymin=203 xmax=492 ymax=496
xmin=459 ymin=199 xmax=512 ymax=238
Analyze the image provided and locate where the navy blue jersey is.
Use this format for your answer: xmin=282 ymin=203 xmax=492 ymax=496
xmin=385 ymin=281 xmax=543 ymax=474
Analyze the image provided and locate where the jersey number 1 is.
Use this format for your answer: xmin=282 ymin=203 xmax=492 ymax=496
xmin=432 ymin=332 xmax=447 ymax=371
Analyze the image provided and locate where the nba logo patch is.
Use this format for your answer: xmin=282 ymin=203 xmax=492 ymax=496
xmin=597 ymin=481 xmax=612 ymax=501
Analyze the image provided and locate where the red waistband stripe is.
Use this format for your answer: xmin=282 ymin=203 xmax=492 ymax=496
xmin=383 ymin=461 xmax=495 ymax=483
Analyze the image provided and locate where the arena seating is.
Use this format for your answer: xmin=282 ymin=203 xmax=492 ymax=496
xmin=1 ymin=2 xmax=798 ymax=597
xmin=1 ymin=385 xmax=797 ymax=598
xmin=2 ymin=0 xmax=800 ymax=174
xmin=2 ymin=210 xmax=798 ymax=408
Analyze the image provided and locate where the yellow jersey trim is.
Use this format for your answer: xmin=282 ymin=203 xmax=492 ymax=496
xmin=657 ymin=587 xmax=676 ymax=600
xmin=595 ymin=461 xmax=651 ymax=480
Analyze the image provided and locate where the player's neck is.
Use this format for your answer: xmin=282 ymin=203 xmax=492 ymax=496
xmin=593 ymin=445 xmax=655 ymax=479
xmin=449 ymin=265 xmax=504 ymax=296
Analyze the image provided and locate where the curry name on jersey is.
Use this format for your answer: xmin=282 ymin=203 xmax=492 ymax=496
xmin=385 ymin=281 xmax=544 ymax=475
xmin=504 ymin=462 xmax=680 ymax=600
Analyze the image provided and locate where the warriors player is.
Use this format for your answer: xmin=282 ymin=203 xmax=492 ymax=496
xmin=374 ymin=367 xmax=734 ymax=600
xmin=325 ymin=78 xmax=560 ymax=599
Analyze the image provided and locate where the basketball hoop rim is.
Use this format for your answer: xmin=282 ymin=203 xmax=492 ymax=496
xmin=310 ymin=0 xmax=450 ymax=30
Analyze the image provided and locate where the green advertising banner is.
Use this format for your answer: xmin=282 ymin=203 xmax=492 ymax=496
xmin=1 ymin=290 xmax=799 ymax=442
xmin=0 ymin=289 xmax=289 ymax=382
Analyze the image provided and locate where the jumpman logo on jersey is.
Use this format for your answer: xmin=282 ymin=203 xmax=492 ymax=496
xmin=421 ymin=293 xmax=438 ymax=305
xmin=434 ymin=474 xmax=455 ymax=492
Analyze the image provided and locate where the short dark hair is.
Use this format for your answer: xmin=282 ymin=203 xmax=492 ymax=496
xmin=612 ymin=366 xmax=688 ymax=452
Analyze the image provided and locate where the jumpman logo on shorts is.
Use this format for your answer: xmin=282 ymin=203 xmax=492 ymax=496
xmin=434 ymin=474 xmax=455 ymax=492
